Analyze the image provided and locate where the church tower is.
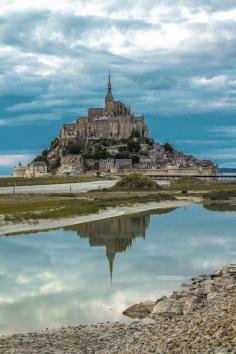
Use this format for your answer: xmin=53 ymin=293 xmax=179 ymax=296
xmin=105 ymin=73 xmax=115 ymax=116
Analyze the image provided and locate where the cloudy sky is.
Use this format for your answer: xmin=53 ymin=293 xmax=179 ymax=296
xmin=0 ymin=0 xmax=236 ymax=174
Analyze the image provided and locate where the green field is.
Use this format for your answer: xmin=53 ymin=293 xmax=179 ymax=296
xmin=0 ymin=190 xmax=175 ymax=223
xmin=0 ymin=175 xmax=112 ymax=188
xmin=0 ymin=176 xmax=235 ymax=224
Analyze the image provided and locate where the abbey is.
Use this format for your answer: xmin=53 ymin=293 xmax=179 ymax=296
xmin=14 ymin=74 xmax=217 ymax=177
xmin=60 ymin=74 xmax=149 ymax=146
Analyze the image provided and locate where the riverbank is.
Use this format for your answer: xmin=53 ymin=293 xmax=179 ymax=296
xmin=0 ymin=264 xmax=235 ymax=354
xmin=0 ymin=199 xmax=193 ymax=236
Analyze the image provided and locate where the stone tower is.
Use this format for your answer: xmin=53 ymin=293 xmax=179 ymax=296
xmin=105 ymin=73 xmax=115 ymax=116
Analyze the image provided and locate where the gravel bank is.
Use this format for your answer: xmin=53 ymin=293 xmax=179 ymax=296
xmin=1 ymin=265 xmax=236 ymax=353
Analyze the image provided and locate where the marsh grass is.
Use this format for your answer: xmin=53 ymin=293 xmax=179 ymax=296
xmin=169 ymin=177 xmax=236 ymax=193
xmin=202 ymin=189 xmax=236 ymax=212
xmin=0 ymin=191 xmax=175 ymax=222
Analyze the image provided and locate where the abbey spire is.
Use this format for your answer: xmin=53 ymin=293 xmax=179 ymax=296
xmin=105 ymin=72 xmax=115 ymax=116
xmin=105 ymin=72 xmax=114 ymax=101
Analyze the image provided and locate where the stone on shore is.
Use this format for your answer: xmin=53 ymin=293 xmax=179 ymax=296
xmin=122 ymin=300 xmax=155 ymax=319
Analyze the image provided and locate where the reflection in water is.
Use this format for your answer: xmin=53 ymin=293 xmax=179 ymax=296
xmin=0 ymin=205 xmax=236 ymax=334
xmin=67 ymin=214 xmax=150 ymax=282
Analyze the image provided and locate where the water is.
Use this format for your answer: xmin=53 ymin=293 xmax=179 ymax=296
xmin=0 ymin=204 xmax=235 ymax=334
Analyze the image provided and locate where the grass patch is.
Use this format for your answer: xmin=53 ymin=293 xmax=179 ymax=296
xmin=204 ymin=204 xmax=236 ymax=212
xmin=0 ymin=175 xmax=112 ymax=188
xmin=203 ymin=190 xmax=236 ymax=212
xmin=203 ymin=190 xmax=236 ymax=200
xmin=169 ymin=177 xmax=236 ymax=194
xmin=0 ymin=190 xmax=175 ymax=223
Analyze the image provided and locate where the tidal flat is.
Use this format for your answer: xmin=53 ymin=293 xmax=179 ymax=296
xmin=0 ymin=179 xmax=235 ymax=353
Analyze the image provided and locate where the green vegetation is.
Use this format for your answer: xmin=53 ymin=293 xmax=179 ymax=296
xmin=0 ymin=175 xmax=111 ymax=188
xmin=204 ymin=190 xmax=236 ymax=200
xmin=131 ymin=130 xmax=141 ymax=138
xmin=203 ymin=190 xmax=236 ymax=212
xmin=113 ymin=173 xmax=161 ymax=191
xmin=164 ymin=142 xmax=174 ymax=154
xmin=127 ymin=141 xmax=141 ymax=153
xmin=50 ymin=138 xmax=59 ymax=150
xmin=0 ymin=174 xmax=236 ymax=226
xmin=33 ymin=149 xmax=48 ymax=163
xmin=169 ymin=176 xmax=236 ymax=193
xmin=67 ymin=142 xmax=81 ymax=155
xmin=0 ymin=190 xmax=175 ymax=223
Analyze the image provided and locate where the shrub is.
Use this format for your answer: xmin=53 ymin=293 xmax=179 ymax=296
xmin=113 ymin=173 xmax=161 ymax=191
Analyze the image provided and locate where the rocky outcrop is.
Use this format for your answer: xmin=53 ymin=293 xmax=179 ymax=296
xmin=123 ymin=265 xmax=236 ymax=320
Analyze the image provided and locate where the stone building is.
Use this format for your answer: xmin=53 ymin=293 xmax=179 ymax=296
xmin=13 ymin=162 xmax=25 ymax=177
xmin=115 ymin=159 xmax=132 ymax=171
xmin=13 ymin=161 xmax=48 ymax=178
xmin=24 ymin=162 xmax=48 ymax=177
xmin=60 ymin=74 xmax=149 ymax=147
xmin=99 ymin=158 xmax=115 ymax=174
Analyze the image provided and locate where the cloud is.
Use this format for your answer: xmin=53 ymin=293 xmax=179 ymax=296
xmin=0 ymin=1 xmax=235 ymax=169
xmin=191 ymin=75 xmax=227 ymax=88
xmin=198 ymin=147 xmax=236 ymax=162
xmin=211 ymin=126 xmax=236 ymax=137
xmin=0 ymin=1 xmax=235 ymax=123
xmin=0 ymin=154 xmax=33 ymax=166
xmin=175 ymin=139 xmax=221 ymax=146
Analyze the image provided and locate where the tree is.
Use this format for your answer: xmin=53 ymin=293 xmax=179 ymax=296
xmin=127 ymin=141 xmax=141 ymax=153
xmin=132 ymin=155 xmax=140 ymax=164
xmin=33 ymin=149 xmax=48 ymax=162
xmin=145 ymin=137 xmax=154 ymax=146
xmin=164 ymin=143 xmax=174 ymax=154
xmin=42 ymin=149 xmax=49 ymax=158
xmin=50 ymin=138 xmax=59 ymax=150
xmin=114 ymin=153 xmax=130 ymax=159
xmin=131 ymin=130 xmax=141 ymax=138
xmin=68 ymin=142 xmax=81 ymax=155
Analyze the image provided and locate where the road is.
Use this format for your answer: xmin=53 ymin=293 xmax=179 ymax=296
xmin=0 ymin=180 xmax=117 ymax=194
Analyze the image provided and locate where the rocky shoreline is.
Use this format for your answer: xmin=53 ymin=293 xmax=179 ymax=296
xmin=1 ymin=265 xmax=236 ymax=353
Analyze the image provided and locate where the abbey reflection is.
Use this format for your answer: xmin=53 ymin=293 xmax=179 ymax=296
xmin=67 ymin=214 xmax=150 ymax=282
